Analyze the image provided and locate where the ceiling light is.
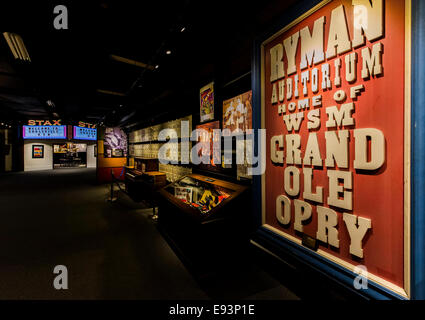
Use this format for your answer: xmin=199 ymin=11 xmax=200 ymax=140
xmin=180 ymin=27 xmax=186 ymax=32
xmin=3 ymin=32 xmax=31 ymax=62
xmin=110 ymin=54 xmax=155 ymax=70
xmin=166 ymin=50 xmax=171 ymax=55
xmin=155 ymin=65 xmax=159 ymax=69
xmin=97 ymin=89 xmax=126 ymax=97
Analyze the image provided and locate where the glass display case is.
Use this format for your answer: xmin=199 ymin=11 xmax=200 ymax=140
xmin=159 ymin=174 xmax=248 ymax=222
xmin=158 ymin=174 xmax=251 ymax=276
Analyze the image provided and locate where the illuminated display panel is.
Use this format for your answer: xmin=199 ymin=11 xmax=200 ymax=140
xmin=23 ymin=125 xmax=67 ymax=139
xmin=73 ymin=126 xmax=97 ymax=141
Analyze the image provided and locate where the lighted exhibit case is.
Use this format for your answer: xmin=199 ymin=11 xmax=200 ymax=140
xmin=157 ymin=173 xmax=251 ymax=275
xmin=159 ymin=174 xmax=247 ymax=222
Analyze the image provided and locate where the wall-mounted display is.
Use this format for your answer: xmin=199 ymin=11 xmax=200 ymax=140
xmin=196 ymin=121 xmax=220 ymax=171
xmin=73 ymin=126 xmax=97 ymax=141
xmin=222 ymin=90 xmax=252 ymax=134
xmin=104 ymin=127 xmax=127 ymax=158
xmin=200 ymin=82 xmax=214 ymax=123
xmin=223 ymin=90 xmax=253 ymax=180
xmin=32 ymin=145 xmax=44 ymax=158
xmin=254 ymin=0 xmax=411 ymax=299
xmin=128 ymin=115 xmax=193 ymax=182
xmin=159 ymin=163 xmax=192 ymax=183
xmin=23 ymin=125 xmax=67 ymax=139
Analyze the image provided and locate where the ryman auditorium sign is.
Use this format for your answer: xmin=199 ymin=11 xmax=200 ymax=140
xmin=260 ymin=0 xmax=410 ymax=297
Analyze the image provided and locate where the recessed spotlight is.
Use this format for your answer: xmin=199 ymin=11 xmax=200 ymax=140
xmin=180 ymin=27 xmax=186 ymax=32
xmin=166 ymin=50 xmax=171 ymax=55
xmin=155 ymin=65 xmax=159 ymax=69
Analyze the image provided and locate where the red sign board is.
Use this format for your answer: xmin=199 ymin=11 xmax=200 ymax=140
xmin=261 ymin=0 xmax=410 ymax=297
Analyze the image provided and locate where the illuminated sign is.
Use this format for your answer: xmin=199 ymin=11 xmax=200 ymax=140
xmin=259 ymin=0 xmax=410 ymax=297
xmin=28 ymin=120 xmax=62 ymax=126
xmin=77 ymin=121 xmax=96 ymax=129
xmin=73 ymin=126 xmax=97 ymax=141
xmin=23 ymin=125 xmax=67 ymax=139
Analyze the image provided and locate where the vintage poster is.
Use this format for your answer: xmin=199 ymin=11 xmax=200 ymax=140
xmin=174 ymin=187 xmax=193 ymax=203
xmin=196 ymin=121 xmax=220 ymax=169
xmin=222 ymin=90 xmax=253 ymax=134
xmin=104 ymin=127 xmax=127 ymax=158
xmin=200 ymin=82 xmax=214 ymax=123
xmin=32 ymin=145 xmax=44 ymax=158
xmin=223 ymin=90 xmax=253 ymax=179
xmin=261 ymin=0 xmax=409 ymax=297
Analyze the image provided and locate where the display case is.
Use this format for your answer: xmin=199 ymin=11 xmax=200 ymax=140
xmin=158 ymin=174 xmax=251 ymax=276
xmin=159 ymin=174 xmax=248 ymax=223
xmin=125 ymin=158 xmax=166 ymax=202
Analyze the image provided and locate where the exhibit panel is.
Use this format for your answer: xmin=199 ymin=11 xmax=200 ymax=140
xmin=24 ymin=141 xmax=53 ymax=171
xmin=96 ymin=127 xmax=127 ymax=183
xmin=252 ymin=0 xmax=416 ymax=299
xmin=128 ymin=115 xmax=193 ymax=183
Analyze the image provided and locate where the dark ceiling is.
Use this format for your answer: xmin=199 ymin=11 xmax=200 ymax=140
xmin=0 ymin=0 xmax=297 ymax=129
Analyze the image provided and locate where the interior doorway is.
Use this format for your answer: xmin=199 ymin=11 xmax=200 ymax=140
xmin=53 ymin=143 xmax=87 ymax=168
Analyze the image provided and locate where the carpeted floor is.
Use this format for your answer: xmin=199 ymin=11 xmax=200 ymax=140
xmin=0 ymin=168 xmax=302 ymax=300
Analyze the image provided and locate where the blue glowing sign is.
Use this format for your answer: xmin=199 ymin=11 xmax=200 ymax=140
xmin=23 ymin=125 xmax=67 ymax=139
xmin=73 ymin=126 xmax=97 ymax=141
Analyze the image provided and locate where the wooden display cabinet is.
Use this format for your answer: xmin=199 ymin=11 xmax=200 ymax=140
xmin=125 ymin=158 xmax=166 ymax=202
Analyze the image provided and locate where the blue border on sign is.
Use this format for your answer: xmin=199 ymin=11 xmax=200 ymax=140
xmin=411 ymin=0 xmax=425 ymax=301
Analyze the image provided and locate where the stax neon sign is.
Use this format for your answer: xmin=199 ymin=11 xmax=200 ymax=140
xmin=28 ymin=119 xmax=62 ymax=126
xmin=77 ymin=121 xmax=97 ymax=129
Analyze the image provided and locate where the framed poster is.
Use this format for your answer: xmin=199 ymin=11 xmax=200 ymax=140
xmin=174 ymin=187 xmax=193 ymax=203
xmin=253 ymin=0 xmax=412 ymax=299
xmin=223 ymin=90 xmax=253 ymax=179
xmin=104 ymin=127 xmax=127 ymax=158
xmin=196 ymin=121 xmax=221 ymax=172
xmin=200 ymin=82 xmax=214 ymax=123
xmin=32 ymin=145 xmax=44 ymax=159
xmin=222 ymin=90 xmax=253 ymax=134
